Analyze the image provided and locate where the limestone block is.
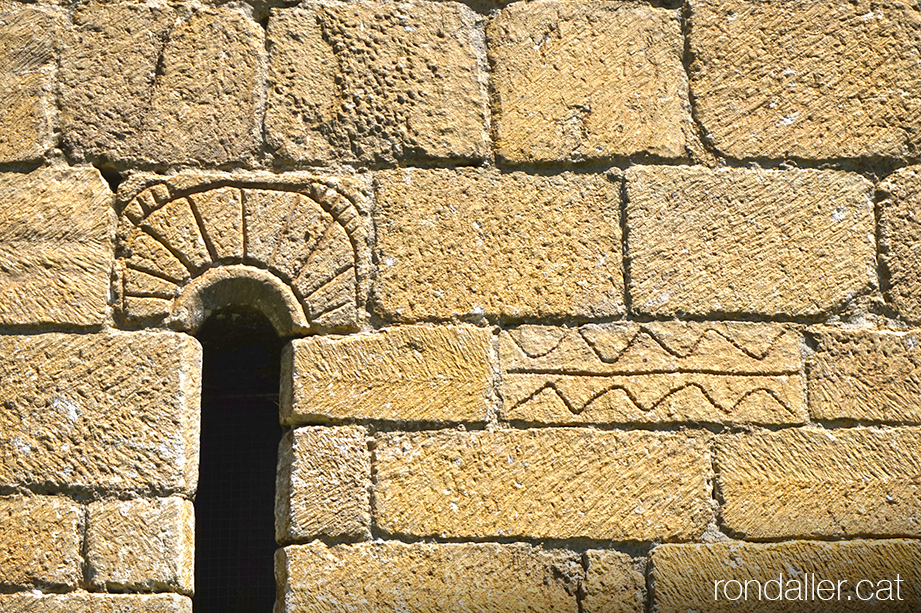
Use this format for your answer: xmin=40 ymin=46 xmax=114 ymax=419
xmin=626 ymin=166 xmax=875 ymax=318
xmin=374 ymin=168 xmax=623 ymax=321
xmin=582 ymin=550 xmax=645 ymax=613
xmin=0 ymin=331 xmax=201 ymax=494
xmin=0 ymin=166 xmax=113 ymax=327
xmin=689 ymin=0 xmax=921 ymax=161
xmin=0 ymin=495 xmax=83 ymax=590
xmin=276 ymin=541 xmax=582 ymax=613
xmin=0 ymin=593 xmax=191 ymax=613
xmin=716 ymin=427 xmax=921 ymax=538
xmin=501 ymin=322 xmax=805 ymax=426
xmin=266 ymin=2 xmax=488 ymax=165
xmin=880 ymin=166 xmax=921 ymax=322
xmin=61 ymin=3 xmax=262 ymax=167
xmin=0 ymin=3 xmax=61 ymax=163
xmin=86 ymin=497 xmax=194 ymax=594
xmin=652 ymin=539 xmax=921 ymax=613
xmin=807 ymin=327 xmax=921 ymax=423
xmin=374 ymin=428 xmax=711 ymax=541
xmin=276 ymin=426 xmax=370 ymax=542
xmin=281 ymin=325 xmax=493 ymax=425
xmin=489 ymin=1 xmax=692 ymax=164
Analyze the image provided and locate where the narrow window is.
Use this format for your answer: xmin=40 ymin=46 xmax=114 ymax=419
xmin=193 ymin=306 xmax=286 ymax=612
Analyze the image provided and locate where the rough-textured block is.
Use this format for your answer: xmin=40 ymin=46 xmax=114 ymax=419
xmin=87 ymin=497 xmax=194 ymax=594
xmin=807 ymin=327 xmax=921 ymax=423
xmin=0 ymin=3 xmax=61 ymax=163
xmin=266 ymin=2 xmax=488 ymax=165
xmin=501 ymin=322 xmax=805 ymax=426
xmin=276 ymin=426 xmax=370 ymax=542
xmin=375 ymin=168 xmax=623 ymax=321
xmin=61 ymin=3 xmax=262 ymax=167
xmin=489 ymin=1 xmax=692 ymax=164
xmin=0 ymin=496 xmax=83 ymax=590
xmin=626 ymin=166 xmax=875 ymax=318
xmin=582 ymin=550 xmax=645 ymax=613
xmin=281 ymin=325 xmax=493 ymax=425
xmin=652 ymin=539 xmax=921 ymax=613
xmin=0 ymin=593 xmax=191 ymax=613
xmin=374 ymin=428 xmax=710 ymax=540
xmin=717 ymin=427 xmax=921 ymax=539
xmin=277 ymin=541 xmax=582 ymax=613
xmin=880 ymin=166 xmax=921 ymax=321
xmin=689 ymin=0 xmax=921 ymax=161
xmin=0 ymin=166 xmax=113 ymax=327
xmin=0 ymin=331 xmax=201 ymax=494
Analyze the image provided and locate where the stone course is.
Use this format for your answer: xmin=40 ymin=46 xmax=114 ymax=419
xmin=0 ymin=593 xmax=191 ymax=613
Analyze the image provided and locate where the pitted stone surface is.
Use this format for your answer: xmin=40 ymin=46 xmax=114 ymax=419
xmin=489 ymin=1 xmax=692 ymax=164
xmin=880 ymin=166 xmax=921 ymax=322
xmin=626 ymin=166 xmax=876 ymax=318
xmin=277 ymin=541 xmax=582 ymax=613
xmin=717 ymin=427 xmax=921 ymax=538
xmin=374 ymin=428 xmax=711 ymax=541
xmin=689 ymin=0 xmax=921 ymax=161
xmin=0 ymin=331 xmax=201 ymax=494
xmin=375 ymin=168 xmax=623 ymax=321
xmin=0 ymin=496 xmax=83 ymax=590
xmin=582 ymin=550 xmax=645 ymax=613
xmin=281 ymin=325 xmax=493 ymax=425
xmin=0 ymin=593 xmax=192 ymax=613
xmin=266 ymin=1 xmax=488 ymax=165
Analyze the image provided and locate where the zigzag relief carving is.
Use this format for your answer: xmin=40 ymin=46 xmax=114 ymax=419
xmin=115 ymin=177 xmax=369 ymax=334
xmin=500 ymin=322 xmax=806 ymax=426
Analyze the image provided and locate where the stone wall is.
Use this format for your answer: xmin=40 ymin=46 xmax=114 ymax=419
xmin=2 ymin=0 xmax=921 ymax=611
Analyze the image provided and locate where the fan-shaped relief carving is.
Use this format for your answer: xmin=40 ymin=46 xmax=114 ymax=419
xmin=115 ymin=179 xmax=368 ymax=335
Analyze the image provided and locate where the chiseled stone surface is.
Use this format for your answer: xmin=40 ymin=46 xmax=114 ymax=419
xmin=277 ymin=541 xmax=582 ymax=613
xmin=0 ymin=331 xmax=201 ymax=494
xmin=266 ymin=1 xmax=488 ymax=165
xmin=582 ymin=550 xmax=645 ymax=613
xmin=61 ymin=3 xmax=262 ymax=167
xmin=374 ymin=428 xmax=711 ymax=541
xmin=626 ymin=166 xmax=875 ymax=318
xmin=880 ymin=166 xmax=921 ymax=322
xmin=0 ymin=496 xmax=83 ymax=590
xmin=281 ymin=325 xmax=493 ymax=425
xmin=489 ymin=1 xmax=692 ymax=164
xmin=717 ymin=427 xmax=921 ymax=539
xmin=807 ymin=327 xmax=921 ymax=423
xmin=0 ymin=3 xmax=61 ymax=163
xmin=375 ymin=168 xmax=623 ymax=321
xmin=87 ymin=497 xmax=194 ymax=594
xmin=276 ymin=426 xmax=370 ymax=542
xmin=0 ymin=593 xmax=192 ymax=613
xmin=651 ymin=539 xmax=921 ymax=613
xmin=500 ymin=322 xmax=805 ymax=426
xmin=0 ymin=166 xmax=113 ymax=327
xmin=689 ymin=0 xmax=921 ymax=161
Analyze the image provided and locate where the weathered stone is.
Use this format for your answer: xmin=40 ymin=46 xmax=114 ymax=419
xmin=582 ymin=550 xmax=645 ymax=613
xmin=276 ymin=426 xmax=370 ymax=542
xmin=807 ymin=327 xmax=921 ymax=423
xmin=61 ymin=3 xmax=262 ymax=167
xmin=0 ymin=166 xmax=113 ymax=327
xmin=880 ymin=166 xmax=921 ymax=321
xmin=689 ymin=0 xmax=921 ymax=161
xmin=652 ymin=539 xmax=921 ymax=613
xmin=281 ymin=325 xmax=493 ymax=425
xmin=0 ymin=3 xmax=61 ymax=163
xmin=501 ymin=322 xmax=805 ymax=426
xmin=375 ymin=168 xmax=623 ymax=321
xmin=717 ymin=427 xmax=921 ymax=538
xmin=0 ymin=496 xmax=82 ymax=590
xmin=276 ymin=541 xmax=582 ymax=613
xmin=266 ymin=2 xmax=488 ymax=165
xmin=0 ymin=331 xmax=201 ymax=494
xmin=489 ymin=1 xmax=692 ymax=164
xmin=87 ymin=497 xmax=194 ymax=594
xmin=626 ymin=166 xmax=875 ymax=318
xmin=374 ymin=428 xmax=710 ymax=540
xmin=0 ymin=593 xmax=191 ymax=613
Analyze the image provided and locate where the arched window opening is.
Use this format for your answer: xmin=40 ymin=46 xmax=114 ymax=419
xmin=193 ymin=306 xmax=287 ymax=613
